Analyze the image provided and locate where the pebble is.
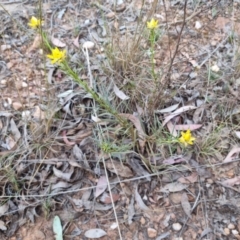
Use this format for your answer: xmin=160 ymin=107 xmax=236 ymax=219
xmin=0 ymin=80 xmax=7 ymax=85
xmin=228 ymin=223 xmax=235 ymax=229
xmin=140 ymin=217 xmax=146 ymax=225
xmin=12 ymin=102 xmax=23 ymax=111
xmin=82 ymin=41 xmax=94 ymax=49
xmin=232 ymin=230 xmax=239 ymax=235
xmin=195 ymin=21 xmax=202 ymax=29
xmin=1 ymin=44 xmax=11 ymax=51
xmin=147 ymin=227 xmax=157 ymax=238
xmin=21 ymin=82 xmax=28 ymax=88
xmin=172 ymin=223 xmax=182 ymax=231
xmin=224 ymin=228 xmax=230 ymax=236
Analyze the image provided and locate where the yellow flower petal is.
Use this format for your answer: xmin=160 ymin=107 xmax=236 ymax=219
xmin=147 ymin=18 xmax=158 ymax=29
xmin=178 ymin=130 xmax=195 ymax=146
xmin=28 ymin=16 xmax=42 ymax=29
xmin=47 ymin=48 xmax=66 ymax=64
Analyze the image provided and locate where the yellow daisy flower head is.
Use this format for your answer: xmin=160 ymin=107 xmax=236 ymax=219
xmin=47 ymin=48 xmax=66 ymax=64
xmin=28 ymin=16 xmax=42 ymax=29
xmin=179 ymin=130 xmax=195 ymax=146
xmin=147 ymin=18 xmax=158 ymax=29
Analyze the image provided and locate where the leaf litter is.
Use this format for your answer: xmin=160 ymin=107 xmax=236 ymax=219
xmin=1 ymin=0 xmax=240 ymax=239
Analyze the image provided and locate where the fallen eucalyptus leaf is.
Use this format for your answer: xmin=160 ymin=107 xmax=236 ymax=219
xmin=113 ymin=85 xmax=130 ymax=100
xmin=84 ymin=228 xmax=107 ymax=238
xmin=181 ymin=192 xmax=192 ymax=218
xmin=53 ymin=216 xmax=63 ymax=240
xmin=95 ymin=176 xmax=108 ymax=198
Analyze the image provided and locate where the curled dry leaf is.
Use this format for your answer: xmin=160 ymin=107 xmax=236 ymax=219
xmin=162 ymin=106 xmax=197 ymax=127
xmin=178 ymin=172 xmax=198 ymax=184
xmin=95 ymin=176 xmax=108 ymax=198
xmin=51 ymin=36 xmax=66 ymax=47
xmin=113 ymin=85 xmax=130 ymax=100
xmin=181 ymin=192 xmax=192 ymax=218
xmin=62 ymin=130 xmax=75 ymax=146
xmin=155 ymin=103 xmax=179 ymax=113
xmin=53 ymin=167 xmax=73 ymax=181
xmin=223 ymin=147 xmax=240 ymax=163
xmin=135 ymin=188 xmax=150 ymax=211
xmin=105 ymin=159 xmax=133 ymax=178
xmin=163 ymin=155 xmax=185 ymax=165
xmin=119 ymin=113 xmax=145 ymax=152
xmin=100 ymin=192 xmax=120 ymax=204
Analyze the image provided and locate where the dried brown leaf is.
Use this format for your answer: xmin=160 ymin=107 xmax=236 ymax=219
xmin=95 ymin=176 xmax=108 ymax=198
xmin=223 ymin=147 xmax=240 ymax=163
xmin=181 ymin=192 xmax=192 ymax=218
xmin=53 ymin=167 xmax=74 ymax=181
xmin=155 ymin=103 xmax=179 ymax=113
xmin=160 ymin=182 xmax=189 ymax=193
xmin=178 ymin=172 xmax=198 ymax=184
xmin=222 ymin=176 xmax=240 ymax=186
xmin=100 ymin=192 xmax=120 ymax=204
xmin=135 ymin=188 xmax=150 ymax=211
xmin=173 ymin=124 xmax=202 ymax=131
xmin=51 ymin=36 xmax=66 ymax=47
xmin=62 ymin=130 xmax=75 ymax=146
xmin=162 ymin=106 xmax=197 ymax=127
xmin=105 ymin=159 xmax=133 ymax=178
xmin=27 ymin=34 xmax=41 ymax=54
xmin=119 ymin=113 xmax=145 ymax=152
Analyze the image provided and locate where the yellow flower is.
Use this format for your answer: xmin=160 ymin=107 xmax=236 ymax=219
xmin=147 ymin=18 xmax=158 ymax=29
xmin=47 ymin=48 xmax=66 ymax=64
xmin=28 ymin=16 xmax=42 ymax=29
xmin=179 ymin=130 xmax=195 ymax=146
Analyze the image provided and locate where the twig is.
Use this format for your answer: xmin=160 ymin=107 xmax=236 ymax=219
xmin=165 ymin=0 xmax=188 ymax=83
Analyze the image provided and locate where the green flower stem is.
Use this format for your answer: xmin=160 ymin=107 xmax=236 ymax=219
xmin=61 ymin=62 xmax=127 ymax=125
xmin=149 ymin=29 xmax=157 ymax=82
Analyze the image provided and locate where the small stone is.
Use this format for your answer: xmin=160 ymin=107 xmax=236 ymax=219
xmin=82 ymin=41 xmax=94 ymax=49
xmin=211 ymin=64 xmax=220 ymax=72
xmin=228 ymin=223 xmax=235 ymax=229
xmin=172 ymin=223 xmax=182 ymax=231
xmin=140 ymin=217 xmax=146 ymax=225
xmin=232 ymin=230 xmax=239 ymax=235
xmin=0 ymin=80 xmax=7 ymax=85
xmin=195 ymin=21 xmax=202 ymax=29
xmin=147 ymin=228 xmax=157 ymax=238
xmin=224 ymin=228 xmax=230 ymax=236
xmin=1 ymin=44 xmax=11 ymax=51
xmin=21 ymin=82 xmax=28 ymax=88
xmin=7 ymin=62 xmax=14 ymax=69
xmin=211 ymin=40 xmax=217 ymax=46
xmin=12 ymin=102 xmax=23 ymax=110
